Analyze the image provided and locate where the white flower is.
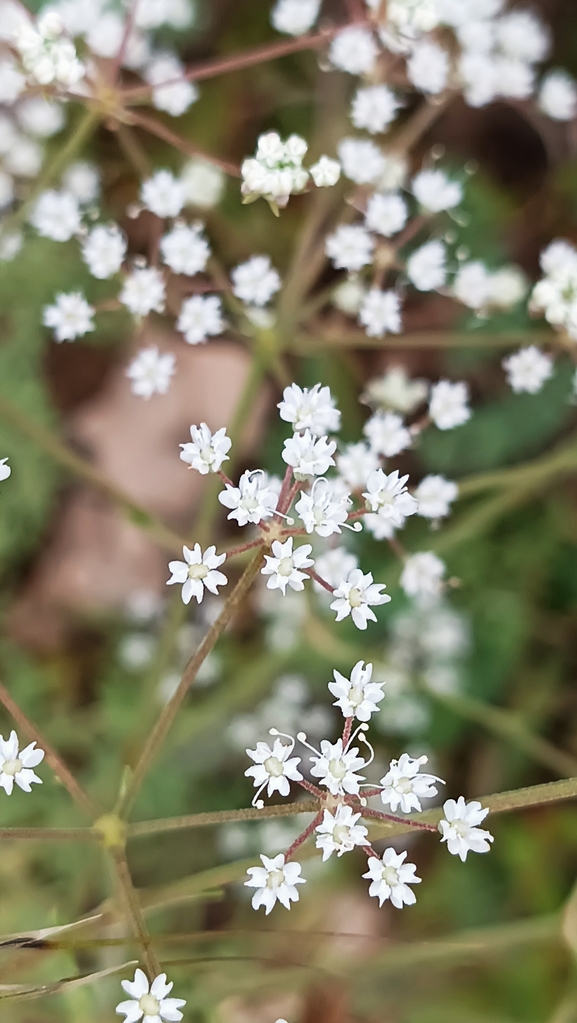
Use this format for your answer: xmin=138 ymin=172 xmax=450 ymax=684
xmin=120 ymin=267 xmax=166 ymax=317
xmin=496 ymin=56 xmax=534 ymax=100
xmin=30 ymin=189 xmax=81 ymax=242
xmin=407 ymin=240 xmax=446 ymax=291
xmin=400 ymin=551 xmax=445 ymax=601
xmin=295 ymin=478 xmax=351 ymax=536
xmin=0 ymin=458 xmax=11 ymax=482
xmin=414 ymin=475 xmax=458 ymax=519
xmin=0 ymin=731 xmax=44 ymax=795
xmin=278 ymin=383 xmax=341 ymax=436
xmin=116 ymin=968 xmax=185 ymax=1023
xmin=488 ymin=266 xmax=527 ymax=308
xmin=181 ymin=157 xmax=225 ymax=209
xmin=337 ymin=442 xmax=380 ymax=490
xmin=0 ymin=57 xmax=25 ymax=104
xmin=309 ymin=155 xmax=341 ymax=187
xmin=309 ymin=737 xmax=366 ymax=794
xmin=363 ymin=411 xmax=411 ymax=457
xmin=458 ymin=50 xmax=498 ymax=108
xmin=82 ymin=224 xmax=126 ymax=279
xmin=337 ymin=137 xmax=387 ymax=185
xmin=329 ymin=26 xmax=378 ymax=75
xmin=412 ymin=169 xmax=462 ymax=212
xmin=315 ymin=804 xmax=369 ymax=860
xmin=167 ymin=544 xmax=227 ymax=604
xmin=180 ymin=423 xmax=231 ymax=474
xmin=245 ymin=853 xmax=305 ymax=913
xmin=62 ymin=161 xmax=100 ymax=204
xmin=495 ymin=9 xmax=549 ymax=64
xmin=126 ymin=346 xmax=175 ymax=399
xmin=363 ymin=366 xmax=428 ymax=412
xmin=503 ymin=346 xmax=553 ymax=395
xmin=271 ymin=0 xmax=320 ymax=35
xmin=351 ymin=84 xmax=400 ymax=134
xmin=145 ymin=53 xmax=199 ymax=117
xmin=141 ymin=170 xmax=185 ymax=218
xmin=219 ymin=469 xmax=278 ymax=525
xmin=17 ymin=96 xmax=65 ymax=138
xmin=363 ymin=469 xmax=418 ymax=525
xmin=539 ymin=70 xmax=577 ymax=121
xmin=313 ymin=547 xmax=359 ymax=595
xmin=245 ymin=737 xmax=302 ymax=802
xmin=453 ymin=260 xmax=492 ymax=309
xmin=363 ymin=849 xmax=421 ymax=908
xmin=241 ymin=132 xmax=309 ymax=205
xmin=231 ymin=255 xmax=281 ymax=306
xmin=365 ymin=191 xmax=408 ymax=237
xmin=16 ymin=13 xmax=84 ymax=87
xmin=328 ymin=660 xmax=384 ymax=721
xmin=407 ymin=40 xmax=449 ymax=94
xmin=429 ymin=380 xmax=471 ymax=430
xmin=438 ymin=796 xmax=494 ymax=861
xmin=330 ymin=568 xmax=390 ymax=630
xmin=380 ymin=752 xmax=441 ymax=813
xmin=325 ymin=224 xmax=375 ymax=271
xmin=177 ymin=294 xmax=224 ymax=344
xmin=43 ymin=291 xmax=95 ymax=342
xmin=282 ymin=430 xmax=337 ymax=478
xmin=261 ymin=537 xmax=314 ymax=595
xmin=160 ymin=222 xmax=210 ymax=276
xmin=359 ymin=288 xmax=402 ymax=338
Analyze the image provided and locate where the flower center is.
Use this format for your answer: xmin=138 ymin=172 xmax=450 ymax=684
xmin=396 ymin=777 xmax=413 ymax=794
xmin=333 ymin=824 xmax=351 ymax=846
xmin=187 ymin=562 xmax=208 ymax=580
xmin=266 ymin=868 xmax=285 ymax=889
xmin=263 ymin=756 xmax=284 ymax=777
xmin=139 ymin=993 xmax=161 ymax=1016
xmin=328 ymin=757 xmax=347 ymax=780
xmin=2 ymin=758 xmax=21 ymax=776
xmin=277 ymin=556 xmax=294 ymax=577
xmin=382 ymin=866 xmax=399 ymax=886
xmin=348 ymin=587 xmax=363 ymax=608
xmin=348 ymin=684 xmax=364 ymax=707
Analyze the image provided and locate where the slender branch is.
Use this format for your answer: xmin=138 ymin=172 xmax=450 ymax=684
xmin=359 ymin=805 xmax=438 ymax=833
xmin=127 ymin=800 xmax=320 ymax=838
xmin=284 ymin=812 xmax=323 ymax=861
xmin=0 ymin=827 xmax=99 ymax=841
xmin=306 ymin=569 xmax=334 ymax=593
xmin=127 ymin=111 xmax=241 ymax=176
xmin=109 ymin=847 xmax=160 ymax=978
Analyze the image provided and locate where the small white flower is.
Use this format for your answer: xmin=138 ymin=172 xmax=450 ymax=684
xmin=412 ymin=169 xmax=462 ymax=212
xmin=359 ymin=288 xmax=402 ymax=338
xmin=363 ymin=366 xmax=428 ymax=412
xmin=337 ymin=442 xmax=380 ymax=491
xmin=330 ymin=568 xmax=390 ymax=630
xmin=181 ymin=157 xmax=225 ymax=209
xmin=363 ymin=469 xmax=418 ymax=526
xmin=43 ymin=291 xmax=95 ymax=342
xmin=62 ymin=161 xmax=100 ymax=204
xmin=295 ymin=478 xmax=351 ymax=536
xmin=365 ymin=191 xmax=408 ymax=237
xmin=309 ymin=737 xmax=366 ymax=795
xmin=167 ymin=544 xmax=227 ymax=605
xmin=141 ymin=169 xmax=185 ymax=218
xmin=315 ymin=803 xmax=369 ymax=860
xmin=401 ymin=551 xmax=445 ymax=601
xmin=328 ymin=660 xmax=384 ymax=721
xmin=453 ymin=260 xmax=492 ymax=309
xmin=0 ymin=458 xmax=11 ymax=482
xmin=407 ymin=39 xmax=449 ymax=95
xmin=414 ymin=475 xmax=458 ymax=520
xmin=231 ymin=255 xmax=281 ymax=306
xmin=160 ymin=222 xmax=211 ymax=276
xmin=282 ymin=430 xmax=337 ymax=478
xmin=488 ymin=266 xmax=527 ymax=308
xmin=313 ymin=547 xmax=359 ymax=594
xmin=338 ymin=137 xmax=387 ymax=185
xmin=438 ymin=796 xmax=494 ymax=861
xmin=363 ymin=849 xmax=421 ymax=908
xmin=245 ymin=737 xmax=302 ymax=801
xmin=177 ymin=294 xmax=223 ymax=344
xmin=407 ymin=239 xmax=446 ymax=291
xmin=0 ymin=731 xmax=44 ymax=795
xmin=126 ymin=346 xmax=175 ymax=399
xmin=116 ymin=968 xmax=186 ymax=1023
xmin=351 ymin=84 xmax=399 ymax=134
xmin=539 ymin=70 xmax=577 ymax=121
xmin=245 ymin=852 xmax=305 ymax=913
xmin=329 ymin=26 xmax=378 ymax=75
xmin=429 ymin=380 xmax=471 ymax=430
xmin=309 ymin=155 xmax=341 ymax=187
xmin=325 ymin=224 xmax=375 ymax=271
xmin=30 ymin=189 xmax=81 ymax=241
xmin=261 ymin=537 xmax=314 ymax=595
xmin=278 ymin=383 xmax=341 ymax=436
xmin=363 ymin=411 xmax=411 ymax=457
xmin=495 ymin=9 xmax=549 ymax=64
xmin=82 ymin=224 xmax=126 ymax=279
xmin=145 ymin=53 xmax=199 ymax=117
xmin=380 ymin=752 xmax=441 ymax=813
xmin=179 ymin=423 xmax=231 ymax=474
xmin=219 ymin=469 xmax=278 ymax=526
xmin=271 ymin=0 xmax=320 ymax=35
xmin=120 ymin=266 xmax=166 ymax=317
xmin=503 ymin=346 xmax=553 ymax=395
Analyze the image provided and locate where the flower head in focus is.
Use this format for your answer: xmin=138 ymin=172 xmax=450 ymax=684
xmin=116 ymin=968 xmax=186 ymax=1022
xmin=245 ymin=853 xmax=305 ymax=913
xmin=167 ymin=544 xmax=227 ymax=604
xmin=439 ymin=797 xmax=494 ymax=861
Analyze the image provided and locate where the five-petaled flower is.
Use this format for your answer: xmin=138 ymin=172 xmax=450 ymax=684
xmin=245 ymin=853 xmax=305 ymax=913
xmin=116 ymin=968 xmax=186 ymax=1022
xmin=438 ymin=797 xmax=494 ymax=861
xmin=167 ymin=544 xmax=227 ymax=604
xmin=0 ymin=731 xmax=44 ymax=795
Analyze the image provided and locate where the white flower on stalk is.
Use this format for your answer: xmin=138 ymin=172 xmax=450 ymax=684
xmin=407 ymin=40 xmax=449 ymax=94
xmin=282 ymin=430 xmax=336 ymax=478
xmin=231 ymin=255 xmax=281 ymax=306
xmin=407 ymin=240 xmax=446 ymax=291
xmin=329 ymin=26 xmax=378 ymax=75
xmin=245 ymin=737 xmax=302 ymax=804
xmin=496 ymin=56 xmax=534 ymax=101
xmin=295 ymin=478 xmax=351 ymax=537
xmin=261 ymin=537 xmax=314 ymax=595
xmin=167 ymin=544 xmax=227 ymax=604
xmin=120 ymin=266 xmax=166 ymax=317
xmin=400 ymin=551 xmax=445 ymax=601
xmin=219 ymin=469 xmax=278 ymax=526
xmin=412 ymin=169 xmax=462 ymax=212
xmin=330 ymin=568 xmax=390 ymax=630
xmin=245 ymin=853 xmax=305 ymax=913
xmin=278 ymin=383 xmax=341 ymax=436
xmin=43 ymin=292 xmax=95 ymax=342
xmin=502 ymin=346 xmax=553 ymax=395
xmin=438 ymin=797 xmax=494 ymax=861
xmin=309 ymin=156 xmax=341 ymax=187
xmin=337 ymin=137 xmax=387 ymax=185
xmin=306 ymin=736 xmax=367 ymax=795
xmin=351 ymin=84 xmax=399 ymax=134
xmin=116 ymin=968 xmax=185 ymax=1023
xmin=241 ymin=132 xmax=309 ymax=206
xmin=453 ymin=261 xmax=492 ymax=309
xmin=313 ymin=547 xmax=359 ymax=594
xmin=363 ymin=469 xmax=418 ymax=526
xmin=0 ymin=731 xmax=44 ymax=795
xmin=363 ymin=849 xmax=421 ymax=908
xmin=82 ymin=224 xmax=126 ymax=279
xmin=271 ymin=0 xmax=320 ymax=36
xmin=160 ymin=222 xmax=210 ymax=276
xmin=126 ymin=346 xmax=175 ymax=399
xmin=429 ymin=380 xmax=471 ymax=430
xmin=539 ymin=70 xmax=577 ymax=121
xmin=0 ymin=458 xmax=11 ymax=482
xmin=179 ymin=423 xmax=231 ymax=475
xmin=315 ymin=804 xmax=369 ymax=861
xmin=379 ymin=753 xmax=441 ymax=813
xmin=328 ymin=660 xmax=385 ymax=721
xmin=29 ymin=189 xmax=81 ymax=241
xmin=337 ymin=442 xmax=380 ymax=491
xmin=359 ymin=289 xmax=402 ymax=338
xmin=363 ymin=366 xmax=428 ymax=413
xmin=325 ymin=224 xmax=375 ymax=271
xmin=365 ymin=191 xmax=408 ymax=237
xmin=15 ymin=12 xmax=84 ymax=87
xmin=141 ymin=170 xmax=185 ymax=218
xmin=363 ymin=411 xmax=411 ymax=458
xmin=177 ymin=294 xmax=224 ymax=344
xmin=488 ymin=266 xmax=527 ymax=308
xmin=414 ymin=475 xmax=458 ymax=520
xmin=181 ymin=157 xmax=225 ymax=209
xmin=145 ymin=53 xmax=199 ymax=117
xmin=495 ymin=9 xmax=549 ymax=64
xmin=62 ymin=162 xmax=100 ymax=204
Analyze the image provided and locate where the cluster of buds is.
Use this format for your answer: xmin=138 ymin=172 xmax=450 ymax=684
xmin=241 ymin=131 xmax=341 ymax=212
xmin=14 ymin=12 xmax=85 ymax=88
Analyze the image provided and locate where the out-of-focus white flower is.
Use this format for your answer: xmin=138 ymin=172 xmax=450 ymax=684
xmin=82 ymin=224 xmax=126 ymax=279
xmin=363 ymin=469 xmax=418 ymax=526
xmin=363 ymin=366 xmax=428 ymax=413
xmin=271 ymin=0 xmax=320 ymax=35
xmin=439 ymin=797 xmax=494 ymax=861
xmin=219 ymin=469 xmax=278 ymax=526
xmin=414 ymin=475 xmax=458 ymax=519
xmin=180 ymin=423 xmax=231 ymax=474
xmin=181 ymin=157 xmax=225 ymax=208
xmin=126 ymin=346 xmax=175 ymax=399
xmin=160 ymin=222 xmax=210 ymax=276
xmin=363 ymin=849 xmax=421 ymax=908
xmin=145 ymin=52 xmax=199 ymax=116
xmin=429 ymin=380 xmax=471 ymax=430
xmin=330 ymin=568 xmax=390 ymax=630
xmin=488 ymin=266 xmax=527 ymax=308
xmin=0 ymin=170 xmax=13 ymax=210
xmin=363 ymin=411 xmax=411 ymax=458
xmin=380 ymin=753 xmax=441 ymax=812
xmin=141 ymin=169 xmax=185 ymax=218
xmin=279 ymin=383 xmax=341 ymax=436
xmin=116 ymin=969 xmax=185 ymax=1023
xmin=407 ymin=39 xmax=449 ymax=94
xmin=365 ymin=191 xmax=408 ymax=237
xmin=495 ymin=9 xmax=549 ymax=64
xmin=351 ymin=84 xmax=400 ymax=134
xmin=177 ymin=294 xmax=224 ymax=344
xmin=167 ymin=544 xmax=227 ymax=604
xmin=401 ymin=552 xmax=446 ymax=601
xmin=329 ymin=26 xmax=378 ymax=75
xmin=315 ymin=804 xmax=369 ymax=860
xmin=43 ymin=291 xmax=95 ymax=342
xmin=326 ymin=224 xmax=375 ymax=271
xmin=412 ymin=169 xmax=462 ymax=212
xmin=120 ymin=266 xmax=166 ymax=317
xmin=17 ymin=96 xmax=65 ymax=137
xmin=62 ymin=161 xmax=100 ymax=204
xmin=539 ymin=70 xmax=577 ymax=121
xmin=245 ymin=853 xmax=305 ymax=913
xmin=0 ymin=730 xmax=44 ymax=795
xmin=328 ymin=660 xmax=385 ymax=721
xmin=309 ymin=155 xmax=341 ymax=187
xmin=282 ymin=430 xmax=337 ymax=478
xmin=30 ymin=189 xmax=81 ymax=241
xmin=453 ymin=260 xmax=492 ymax=309
xmin=359 ymin=288 xmax=402 ymax=338
xmin=503 ymin=346 xmax=553 ymax=394
xmin=338 ymin=137 xmax=387 ymax=185
xmin=407 ymin=239 xmax=446 ymax=291
xmin=16 ymin=12 xmax=85 ymax=87
xmin=337 ymin=442 xmax=380 ymax=491
xmin=232 ymin=255 xmax=281 ymax=306
xmin=262 ymin=537 xmax=314 ymax=595
xmin=0 ymin=57 xmax=25 ymax=104
xmin=333 ymin=277 xmax=366 ymax=315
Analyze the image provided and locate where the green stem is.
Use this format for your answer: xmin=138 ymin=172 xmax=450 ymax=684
xmin=127 ymin=799 xmax=320 ymax=838
xmin=108 ymin=847 xmax=160 ymax=978
xmin=0 ymin=827 xmax=99 ymax=841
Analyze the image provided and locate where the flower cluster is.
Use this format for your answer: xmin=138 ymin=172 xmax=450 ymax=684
xmin=241 ymin=131 xmax=340 ymax=210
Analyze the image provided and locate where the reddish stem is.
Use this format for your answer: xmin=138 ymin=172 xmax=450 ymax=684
xmin=284 ymin=479 xmax=302 ymax=512
xmin=388 ymin=536 xmax=407 ymax=561
xmin=218 ymin=470 xmax=234 ymax=487
xmin=112 ymin=0 xmax=140 ymax=83
xmin=359 ymin=805 xmax=438 ymax=833
xmin=275 ymin=464 xmax=293 ymax=518
xmin=127 ymin=111 xmax=241 ymax=177
xmin=297 ymin=778 xmax=324 ymax=799
xmin=305 ymin=569 xmax=334 ymax=594
xmin=342 ymin=718 xmax=353 ymax=747
xmin=284 ymin=811 xmax=323 ymax=862
xmin=347 ymin=508 xmax=368 ymax=521
xmin=226 ymin=539 xmax=266 ymax=558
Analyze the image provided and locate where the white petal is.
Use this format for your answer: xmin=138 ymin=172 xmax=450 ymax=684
xmin=116 ymin=1001 xmax=144 ymax=1022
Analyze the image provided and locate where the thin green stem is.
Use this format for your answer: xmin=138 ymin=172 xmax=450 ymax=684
xmin=0 ymin=827 xmax=99 ymax=841
xmin=127 ymin=111 xmax=241 ymax=176
xmin=109 ymin=847 xmax=160 ymax=978
xmin=127 ymin=800 xmax=320 ymax=838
